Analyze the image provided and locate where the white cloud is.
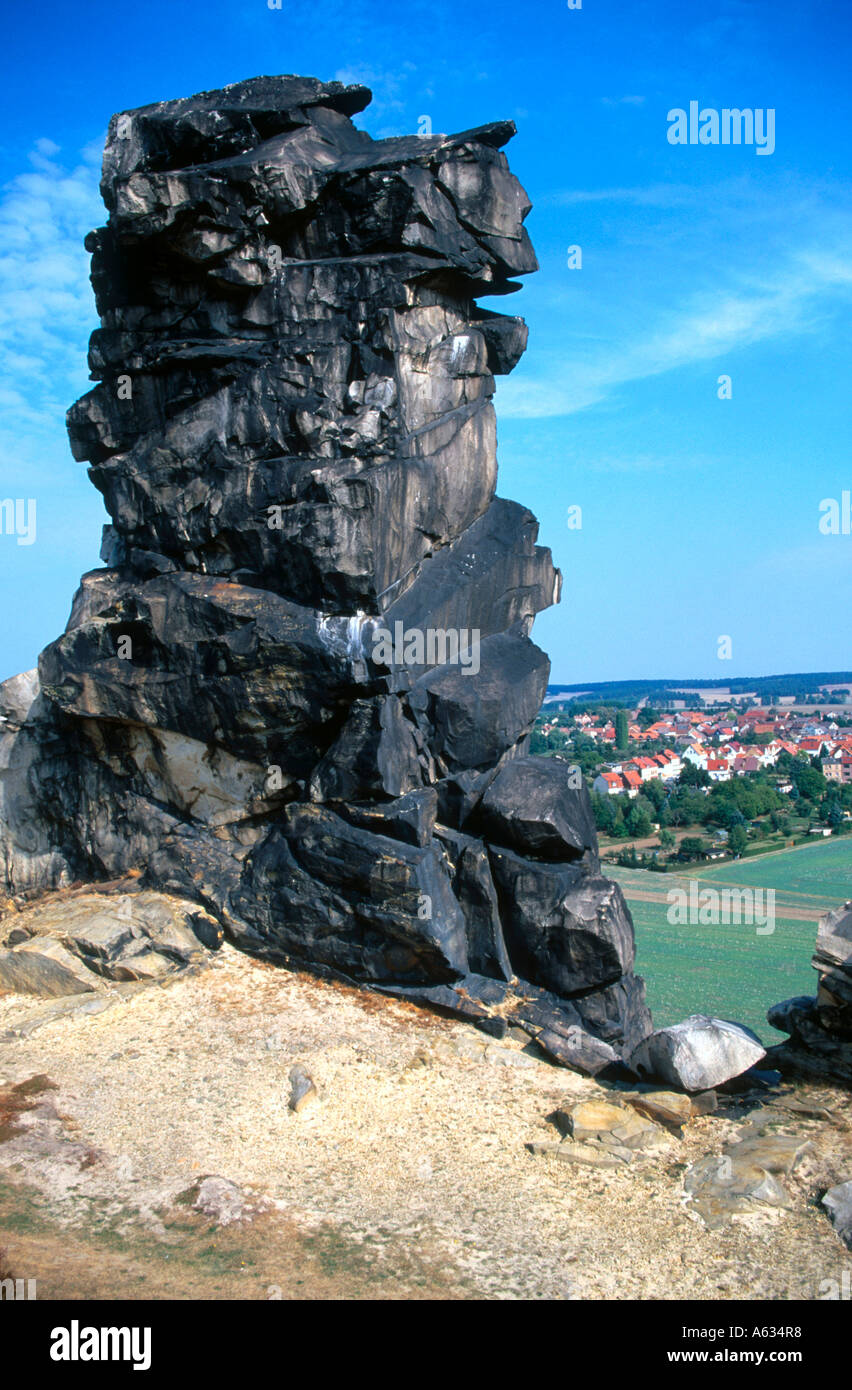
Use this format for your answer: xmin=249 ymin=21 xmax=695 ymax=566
xmin=501 ymin=177 xmax=852 ymax=419
xmin=0 ymin=137 xmax=104 ymax=474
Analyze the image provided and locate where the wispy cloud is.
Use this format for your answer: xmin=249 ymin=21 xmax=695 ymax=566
xmin=539 ymin=183 xmax=700 ymax=208
xmin=0 ymin=137 xmax=104 ymax=469
xmin=501 ymin=176 xmax=852 ymax=419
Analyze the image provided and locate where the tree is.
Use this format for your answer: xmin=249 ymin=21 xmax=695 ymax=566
xmin=677 ymin=836 xmax=707 ymax=861
xmin=591 ymin=792 xmax=616 ymax=834
xmin=627 ymin=803 xmax=653 ymax=838
xmin=794 ymin=762 xmax=826 ymax=799
xmin=679 ymin=762 xmax=710 ymax=788
xmin=615 ymin=710 xmax=629 ymax=750
xmin=659 ymin=827 xmax=675 ymax=850
xmin=728 ymin=824 xmax=748 ymax=857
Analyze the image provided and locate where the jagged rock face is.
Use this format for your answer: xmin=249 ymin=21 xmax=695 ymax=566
xmin=767 ymin=900 xmax=852 ymax=1085
xmin=0 ymin=75 xmax=652 ymax=1075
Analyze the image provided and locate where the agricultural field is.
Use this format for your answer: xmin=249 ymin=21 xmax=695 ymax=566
xmin=609 ymin=837 xmax=852 ymax=1042
xmin=693 ymin=835 xmax=852 ymax=905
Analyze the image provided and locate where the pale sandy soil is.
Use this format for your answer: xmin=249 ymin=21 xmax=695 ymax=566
xmin=0 ymin=945 xmax=850 ymax=1301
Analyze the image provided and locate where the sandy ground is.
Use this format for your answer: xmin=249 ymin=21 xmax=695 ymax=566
xmin=0 ymin=945 xmax=850 ymax=1301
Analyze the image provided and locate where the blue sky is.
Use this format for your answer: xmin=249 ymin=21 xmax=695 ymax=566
xmin=0 ymin=0 xmax=850 ymax=684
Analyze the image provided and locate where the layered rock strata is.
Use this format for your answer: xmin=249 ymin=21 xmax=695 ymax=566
xmin=0 ymin=75 xmax=653 ymax=1074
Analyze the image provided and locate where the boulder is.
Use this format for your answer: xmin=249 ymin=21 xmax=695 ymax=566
xmin=488 ymin=847 xmax=634 ymax=997
xmin=822 ymin=1181 xmax=852 ymax=1249
xmin=684 ymin=1129 xmax=812 ymax=1229
xmin=629 ymin=1015 xmax=766 ymax=1092
xmin=562 ymin=1099 xmax=657 ymax=1148
xmin=624 ymin=1091 xmax=693 ymax=1132
xmin=407 ymin=632 xmax=550 ymax=773
xmin=470 ymin=755 xmax=596 ymax=860
xmin=0 ymin=889 xmax=219 ymax=997
xmin=767 ymin=901 xmax=852 ymax=1085
xmin=0 ymin=937 xmax=97 ymax=998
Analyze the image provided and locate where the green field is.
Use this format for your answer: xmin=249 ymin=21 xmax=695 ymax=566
xmin=608 ymin=837 xmax=852 ymax=1042
xmin=693 ymin=837 xmax=852 ymax=905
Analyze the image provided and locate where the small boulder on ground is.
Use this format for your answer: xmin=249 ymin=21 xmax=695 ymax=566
xmin=623 ymin=1090 xmax=693 ymax=1132
xmin=288 ymin=1063 xmax=318 ymax=1113
xmin=556 ymin=1098 xmax=665 ymax=1155
xmin=683 ymin=1128 xmax=813 ymax=1229
xmin=822 ymin=1181 xmax=852 ymax=1249
xmin=0 ymin=937 xmax=97 ymax=998
xmin=629 ymin=1014 xmax=765 ymax=1092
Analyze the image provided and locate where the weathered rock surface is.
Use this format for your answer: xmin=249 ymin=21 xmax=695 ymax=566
xmin=629 ymin=1015 xmax=766 ymax=1092
xmin=683 ymin=1127 xmax=814 ymax=1229
xmin=622 ymin=1090 xmax=694 ymax=1132
xmin=288 ymin=1063 xmax=318 ymax=1114
xmin=0 ymin=890 xmax=221 ymax=998
xmin=767 ymin=901 xmax=852 ymax=1086
xmin=470 ymin=756 xmax=596 ymax=860
xmin=0 ymin=74 xmax=657 ymax=1072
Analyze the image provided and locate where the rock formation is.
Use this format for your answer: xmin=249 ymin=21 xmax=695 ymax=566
xmin=0 ymin=888 xmax=221 ymax=998
xmin=768 ymin=899 xmax=852 ymax=1085
xmin=0 ymin=75 xmax=657 ymax=1074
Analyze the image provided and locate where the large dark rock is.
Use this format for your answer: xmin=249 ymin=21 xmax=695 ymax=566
xmin=232 ymin=803 xmax=469 ymax=984
xmin=469 ymin=755 xmax=596 ymax=860
xmin=407 ymin=632 xmax=550 ymax=773
xmin=767 ymin=901 xmax=852 ymax=1086
xmin=488 ymin=846 xmax=633 ymax=997
xmin=0 ymin=74 xmax=654 ymax=1073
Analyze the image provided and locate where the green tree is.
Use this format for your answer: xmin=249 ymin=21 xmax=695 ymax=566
xmin=615 ymin=710 xmax=629 ymax=750
xmin=591 ymin=792 xmax=616 ymax=834
xmin=728 ymin=824 xmax=748 ymax=856
xmin=679 ymin=762 xmax=710 ymax=788
xmin=793 ymin=762 xmax=826 ymax=800
xmin=627 ymin=803 xmax=653 ymax=838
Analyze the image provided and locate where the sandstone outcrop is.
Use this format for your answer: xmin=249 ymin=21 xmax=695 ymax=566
xmin=768 ymin=900 xmax=852 ymax=1086
xmin=1 ymin=74 xmax=656 ymax=1074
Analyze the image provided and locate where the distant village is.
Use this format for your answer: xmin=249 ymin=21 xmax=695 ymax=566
xmin=532 ymin=695 xmax=852 ymax=864
xmin=554 ymin=706 xmax=852 ymax=795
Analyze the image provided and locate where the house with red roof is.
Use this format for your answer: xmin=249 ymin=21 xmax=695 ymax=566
xmin=593 ymin=771 xmax=625 ymax=795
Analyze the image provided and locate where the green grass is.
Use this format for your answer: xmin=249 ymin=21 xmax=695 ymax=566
xmin=609 ymin=837 xmax=852 ymax=1042
xmin=693 ymin=836 xmax=852 ymax=905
